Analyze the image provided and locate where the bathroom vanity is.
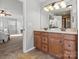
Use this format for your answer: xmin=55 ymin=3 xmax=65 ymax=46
xmin=34 ymin=30 xmax=77 ymax=59
xmin=37 ymin=0 xmax=77 ymax=59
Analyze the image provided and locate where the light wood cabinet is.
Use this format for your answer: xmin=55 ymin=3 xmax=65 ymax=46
xmin=49 ymin=33 xmax=63 ymax=59
xmin=64 ymin=34 xmax=77 ymax=59
xmin=34 ymin=31 xmax=77 ymax=59
xmin=34 ymin=31 xmax=41 ymax=50
xmin=42 ymin=44 xmax=48 ymax=52
xmin=41 ymin=32 xmax=48 ymax=53
xmin=64 ymin=51 xmax=76 ymax=59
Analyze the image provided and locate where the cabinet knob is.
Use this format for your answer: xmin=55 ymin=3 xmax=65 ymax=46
xmin=44 ymin=46 xmax=46 ymax=49
xmin=68 ymin=45 xmax=71 ymax=47
xmin=68 ymin=56 xmax=70 ymax=59
xmin=44 ymin=39 xmax=45 ymax=41
xmin=60 ymin=40 xmax=62 ymax=43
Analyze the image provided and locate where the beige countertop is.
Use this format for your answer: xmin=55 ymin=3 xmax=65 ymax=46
xmin=34 ymin=29 xmax=77 ymax=35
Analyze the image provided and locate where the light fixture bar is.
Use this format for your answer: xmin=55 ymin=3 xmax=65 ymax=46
xmin=43 ymin=0 xmax=71 ymax=12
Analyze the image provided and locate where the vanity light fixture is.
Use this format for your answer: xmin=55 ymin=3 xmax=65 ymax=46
xmin=43 ymin=0 xmax=70 ymax=12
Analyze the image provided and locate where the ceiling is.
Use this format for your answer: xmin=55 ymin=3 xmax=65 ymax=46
xmin=0 ymin=0 xmax=23 ymax=16
xmin=39 ymin=0 xmax=72 ymax=3
xmin=39 ymin=0 xmax=47 ymax=3
xmin=40 ymin=0 xmax=72 ymax=6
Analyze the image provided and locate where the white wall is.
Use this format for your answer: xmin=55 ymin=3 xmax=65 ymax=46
xmin=23 ymin=0 xmax=41 ymax=52
xmin=40 ymin=9 xmax=49 ymax=28
xmin=71 ymin=0 xmax=77 ymax=29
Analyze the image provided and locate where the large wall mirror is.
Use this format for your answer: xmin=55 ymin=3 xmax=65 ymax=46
xmin=40 ymin=0 xmax=77 ymax=31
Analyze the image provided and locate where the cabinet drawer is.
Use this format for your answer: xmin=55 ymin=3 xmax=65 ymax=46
xmin=34 ymin=31 xmax=41 ymax=35
xmin=42 ymin=44 xmax=48 ymax=52
xmin=64 ymin=51 xmax=76 ymax=59
xmin=64 ymin=55 xmax=76 ymax=59
xmin=34 ymin=35 xmax=41 ymax=50
xmin=64 ymin=35 xmax=76 ymax=40
xmin=42 ymin=36 xmax=48 ymax=44
xmin=64 ymin=40 xmax=76 ymax=51
xmin=48 ymin=33 xmax=62 ymax=38
xmin=41 ymin=32 xmax=48 ymax=36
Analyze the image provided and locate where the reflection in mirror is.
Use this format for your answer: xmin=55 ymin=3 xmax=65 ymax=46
xmin=49 ymin=9 xmax=71 ymax=29
xmin=62 ymin=14 xmax=71 ymax=29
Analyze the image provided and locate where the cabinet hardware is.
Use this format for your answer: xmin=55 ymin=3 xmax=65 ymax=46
xmin=68 ymin=45 xmax=71 ymax=47
xmin=44 ymin=46 xmax=46 ymax=49
xmin=68 ymin=56 xmax=70 ymax=59
xmin=60 ymin=40 xmax=62 ymax=43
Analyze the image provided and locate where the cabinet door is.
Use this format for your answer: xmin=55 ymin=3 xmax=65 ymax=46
xmin=34 ymin=35 xmax=41 ymax=50
xmin=42 ymin=44 xmax=48 ymax=53
xmin=64 ymin=40 xmax=76 ymax=51
xmin=64 ymin=51 xmax=77 ymax=59
xmin=49 ymin=36 xmax=63 ymax=58
xmin=42 ymin=36 xmax=48 ymax=44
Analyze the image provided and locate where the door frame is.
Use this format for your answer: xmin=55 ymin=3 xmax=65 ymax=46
xmin=18 ymin=0 xmax=27 ymax=53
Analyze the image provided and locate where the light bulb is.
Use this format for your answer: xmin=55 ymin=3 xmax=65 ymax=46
xmin=54 ymin=3 xmax=60 ymax=9
xmin=60 ymin=1 xmax=66 ymax=8
xmin=68 ymin=5 xmax=72 ymax=8
xmin=43 ymin=7 xmax=49 ymax=12
xmin=48 ymin=5 xmax=54 ymax=11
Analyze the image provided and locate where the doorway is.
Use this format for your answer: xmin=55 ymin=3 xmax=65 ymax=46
xmin=0 ymin=0 xmax=24 ymax=56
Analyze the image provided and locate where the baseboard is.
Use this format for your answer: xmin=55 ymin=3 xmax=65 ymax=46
xmin=23 ymin=47 xmax=35 ymax=53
